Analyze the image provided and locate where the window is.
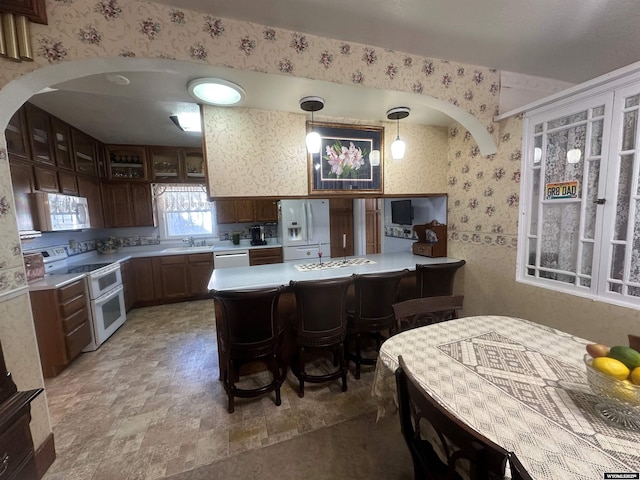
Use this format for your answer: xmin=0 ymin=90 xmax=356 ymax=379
xmin=154 ymin=184 xmax=216 ymax=239
xmin=518 ymin=80 xmax=640 ymax=309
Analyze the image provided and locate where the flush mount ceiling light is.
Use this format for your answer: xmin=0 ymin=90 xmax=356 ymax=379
xmin=387 ymin=107 xmax=410 ymax=160
xmin=187 ymin=78 xmax=245 ymax=106
xmin=300 ymin=96 xmax=325 ymax=154
xmin=170 ymin=112 xmax=202 ymax=132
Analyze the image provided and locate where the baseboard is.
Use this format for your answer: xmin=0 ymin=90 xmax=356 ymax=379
xmin=35 ymin=433 xmax=56 ymax=479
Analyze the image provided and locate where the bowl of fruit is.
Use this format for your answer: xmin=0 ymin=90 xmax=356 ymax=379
xmin=584 ymin=343 xmax=640 ymax=430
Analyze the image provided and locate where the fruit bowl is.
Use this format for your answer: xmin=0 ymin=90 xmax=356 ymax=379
xmin=584 ymin=354 xmax=640 ymax=430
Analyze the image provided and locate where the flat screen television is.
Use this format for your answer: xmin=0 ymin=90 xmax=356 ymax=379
xmin=391 ymin=199 xmax=413 ymax=225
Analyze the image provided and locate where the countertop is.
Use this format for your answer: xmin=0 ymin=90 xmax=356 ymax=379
xmin=207 ymin=252 xmax=462 ymax=291
xmin=26 ymin=240 xmax=282 ymax=291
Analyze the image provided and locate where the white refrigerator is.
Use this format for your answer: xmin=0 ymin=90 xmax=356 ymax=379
xmin=278 ymin=199 xmax=331 ymax=261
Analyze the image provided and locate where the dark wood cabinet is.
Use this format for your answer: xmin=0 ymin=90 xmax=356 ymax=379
xmin=120 ymin=260 xmax=136 ymax=312
xmin=0 ymin=341 xmax=43 ymax=480
xmin=25 ymin=103 xmax=53 ymax=165
xmin=5 ymin=108 xmax=30 ymax=161
xmin=58 ymin=171 xmax=78 ymax=195
xmin=105 ymin=145 xmax=148 ymax=181
xmin=0 ymin=0 xmax=48 ymax=23
xmin=249 ymin=247 xmax=283 ymax=266
xmin=71 ymin=128 xmax=98 ymax=177
xmin=101 ymin=182 xmax=154 ymax=227
xmin=33 ymin=165 xmax=58 ymax=192
xmin=365 ymin=198 xmax=382 ymax=254
xmin=149 ymin=146 xmax=206 ymax=183
xmin=132 ymin=258 xmax=156 ymax=304
xmin=50 ymin=117 xmax=74 ymax=171
xmin=254 ymin=199 xmax=279 ymax=222
xmin=216 ymin=199 xmax=279 ymax=224
xmin=153 ymin=255 xmax=189 ymax=300
xmin=29 ymin=279 xmax=91 ymax=378
xmin=8 ymin=161 xmax=35 ymax=232
xmin=187 ymin=253 xmax=214 ymax=296
xmin=77 ymin=175 xmax=105 ymax=229
xmin=329 ymin=199 xmax=354 ymax=258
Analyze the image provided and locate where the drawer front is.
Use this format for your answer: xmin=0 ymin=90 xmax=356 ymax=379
xmin=58 ymin=279 xmax=85 ymax=303
xmin=65 ymin=321 xmax=92 ymax=359
xmin=59 ymin=293 xmax=86 ymax=318
xmin=0 ymin=413 xmax=35 ymax=480
xmin=62 ymin=305 xmax=88 ymax=334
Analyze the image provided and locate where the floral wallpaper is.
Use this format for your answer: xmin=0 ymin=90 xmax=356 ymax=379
xmin=1 ymin=0 xmax=638 ymax=454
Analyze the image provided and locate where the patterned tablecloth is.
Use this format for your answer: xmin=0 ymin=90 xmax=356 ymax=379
xmin=371 ymin=315 xmax=640 ymax=479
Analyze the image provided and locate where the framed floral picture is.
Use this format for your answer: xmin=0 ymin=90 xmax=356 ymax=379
xmin=307 ymin=122 xmax=384 ymax=195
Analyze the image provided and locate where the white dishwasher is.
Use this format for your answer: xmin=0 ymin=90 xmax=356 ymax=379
xmin=213 ymin=249 xmax=250 ymax=268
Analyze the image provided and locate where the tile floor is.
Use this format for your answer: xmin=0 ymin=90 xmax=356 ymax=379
xmin=42 ymin=299 xmax=380 ymax=480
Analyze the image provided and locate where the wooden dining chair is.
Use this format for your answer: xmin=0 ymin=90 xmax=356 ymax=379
xmin=212 ymin=286 xmax=285 ymax=413
xmin=345 ymin=269 xmax=407 ymax=379
xmin=414 ymin=260 xmax=466 ymax=298
xmin=289 ymin=276 xmax=353 ymax=397
xmin=392 ymin=295 xmax=464 ymax=332
xmin=395 ymin=355 xmax=509 ymax=480
xmin=629 ymin=334 xmax=640 ymax=351
xmin=507 ymin=451 xmax=534 ymax=480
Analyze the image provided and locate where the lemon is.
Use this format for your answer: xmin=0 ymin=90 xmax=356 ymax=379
xmin=592 ymin=356 xmax=630 ymax=380
xmin=631 ymin=367 xmax=640 ymax=386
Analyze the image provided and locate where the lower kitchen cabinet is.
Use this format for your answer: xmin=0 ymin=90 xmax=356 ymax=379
xmin=29 ymin=279 xmax=92 ymax=378
xmin=249 ymin=247 xmax=283 ymax=266
xmin=131 ymin=254 xmax=213 ymax=307
xmin=120 ymin=259 xmax=136 ymax=311
xmin=153 ymin=255 xmax=189 ymax=300
xmin=188 ymin=253 xmax=214 ymax=296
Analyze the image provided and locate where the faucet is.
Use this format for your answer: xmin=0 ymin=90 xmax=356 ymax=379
xmin=183 ymin=236 xmax=195 ymax=247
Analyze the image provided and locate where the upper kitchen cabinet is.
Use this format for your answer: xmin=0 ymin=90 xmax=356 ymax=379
xmin=101 ymin=182 xmax=155 ymax=227
xmin=71 ymin=128 xmax=99 ymax=177
xmin=5 ymin=108 xmax=30 ymax=161
xmin=25 ymin=103 xmax=54 ymax=165
xmin=105 ymin=145 xmax=148 ymax=181
xmin=216 ymin=198 xmax=279 ymax=224
xmin=77 ymin=176 xmax=105 ymax=229
xmin=50 ymin=117 xmax=74 ymax=171
xmin=149 ymin=146 xmax=205 ymax=183
xmin=9 ymin=161 xmax=35 ymax=232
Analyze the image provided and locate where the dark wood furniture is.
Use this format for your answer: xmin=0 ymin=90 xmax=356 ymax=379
xmin=345 ymin=270 xmax=406 ymax=379
xmin=392 ymin=295 xmax=464 ymax=332
xmin=507 ymin=451 xmax=534 ymax=480
xmin=410 ymin=260 xmax=466 ymax=300
xmin=212 ymin=287 xmax=285 ymax=413
xmin=329 ymin=198 xmax=354 ymax=258
xmin=215 ymin=199 xmax=279 ymax=224
xmin=0 ymin=341 xmax=44 ymax=480
xmin=289 ymin=276 xmax=352 ymax=397
xmin=29 ymin=279 xmax=92 ymax=378
xmin=249 ymin=247 xmax=283 ymax=266
xmin=412 ymin=221 xmax=448 ymax=258
xmin=629 ymin=334 xmax=640 ymax=351
xmin=395 ymin=355 xmax=509 ymax=480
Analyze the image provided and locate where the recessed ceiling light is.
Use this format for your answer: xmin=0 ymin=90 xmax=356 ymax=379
xmin=187 ymin=78 xmax=245 ymax=106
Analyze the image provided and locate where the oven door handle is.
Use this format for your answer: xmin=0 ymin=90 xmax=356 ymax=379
xmin=95 ymin=284 xmax=124 ymax=305
xmin=91 ymin=263 xmax=120 ymax=280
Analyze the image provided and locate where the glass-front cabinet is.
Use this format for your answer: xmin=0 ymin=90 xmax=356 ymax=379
xmin=105 ymin=145 xmax=148 ymax=180
xmin=520 ymin=76 xmax=640 ymax=308
xmin=150 ymin=146 xmax=204 ymax=183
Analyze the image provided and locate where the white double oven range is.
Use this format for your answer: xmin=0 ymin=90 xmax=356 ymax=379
xmin=41 ymin=247 xmax=126 ymax=351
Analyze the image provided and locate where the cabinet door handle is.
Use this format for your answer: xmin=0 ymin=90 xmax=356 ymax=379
xmin=0 ymin=452 xmax=9 ymax=477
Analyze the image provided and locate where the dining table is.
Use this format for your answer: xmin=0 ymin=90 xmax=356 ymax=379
xmin=371 ymin=315 xmax=640 ymax=479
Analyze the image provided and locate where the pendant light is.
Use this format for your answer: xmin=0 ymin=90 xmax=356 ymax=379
xmin=300 ymin=96 xmax=325 ymax=154
xmin=387 ymin=107 xmax=410 ymax=160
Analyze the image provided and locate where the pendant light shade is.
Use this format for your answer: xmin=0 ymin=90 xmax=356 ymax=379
xmin=387 ymin=107 xmax=410 ymax=160
xmin=300 ymin=96 xmax=325 ymax=154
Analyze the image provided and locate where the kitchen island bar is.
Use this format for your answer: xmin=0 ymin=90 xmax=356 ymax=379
xmin=207 ymin=252 xmax=462 ymax=291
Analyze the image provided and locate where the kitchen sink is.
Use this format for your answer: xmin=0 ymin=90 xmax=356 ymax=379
xmin=162 ymin=246 xmax=214 ymax=253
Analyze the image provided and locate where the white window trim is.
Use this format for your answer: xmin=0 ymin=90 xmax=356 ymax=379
xmin=516 ymin=70 xmax=640 ymax=311
xmin=153 ymin=183 xmax=217 ymax=241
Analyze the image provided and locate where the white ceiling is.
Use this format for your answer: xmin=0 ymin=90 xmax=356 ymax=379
xmin=28 ymin=0 xmax=640 ymax=147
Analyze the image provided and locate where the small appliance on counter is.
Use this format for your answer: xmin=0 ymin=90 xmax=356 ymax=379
xmin=250 ymin=225 xmax=267 ymax=246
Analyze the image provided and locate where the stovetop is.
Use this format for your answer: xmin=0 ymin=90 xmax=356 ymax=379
xmin=56 ymin=263 xmax=113 ymax=275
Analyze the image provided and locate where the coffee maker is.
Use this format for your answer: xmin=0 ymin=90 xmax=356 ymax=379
xmin=250 ymin=225 xmax=267 ymax=246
